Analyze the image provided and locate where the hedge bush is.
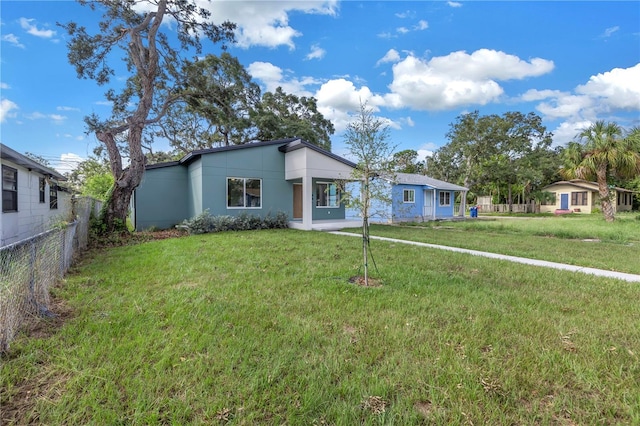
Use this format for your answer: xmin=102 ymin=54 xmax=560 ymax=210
xmin=180 ymin=210 xmax=288 ymax=235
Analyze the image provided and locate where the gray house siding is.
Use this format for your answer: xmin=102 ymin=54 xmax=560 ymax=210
xmin=135 ymin=165 xmax=188 ymax=230
xmin=134 ymin=144 xmax=296 ymax=231
xmin=199 ymin=145 xmax=292 ymax=218
xmin=133 ymin=139 xmax=357 ymax=231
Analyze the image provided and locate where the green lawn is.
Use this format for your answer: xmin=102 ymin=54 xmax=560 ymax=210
xmin=347 ymin=213 xmax=640 ymax=275
xmin=2 ymin=228 xmax=639 ymax=425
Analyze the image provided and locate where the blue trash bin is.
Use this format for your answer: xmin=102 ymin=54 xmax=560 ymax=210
xmin=470 ymin=206 xmax=478 ymax=218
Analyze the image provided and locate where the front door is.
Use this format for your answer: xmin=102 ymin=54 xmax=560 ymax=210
xmin=293 ymin=183 xmax=302 ymax=219
xmin=560 ymin=193 xmax=569 ymax=210
xmin=423 ymin=190 xmax=433 ymax=218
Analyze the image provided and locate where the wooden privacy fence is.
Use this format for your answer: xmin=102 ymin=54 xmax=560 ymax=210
xmin=476 ymin=203 xmax=538 ymax=213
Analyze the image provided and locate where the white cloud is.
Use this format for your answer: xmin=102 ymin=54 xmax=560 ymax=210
xmin=57 ymin=106 xmax=81 ymax=112
xmin=415 ymin=20 xmax=429 ymax=31
xmin=528 ymin=64 xmax=640 ymax=123
xmin=55 ymin=153 xmax=85 ymax=175
xmin=575 ymin=63 xmax=640 ymax=110
xmin=550 ymin=120 xmax=594 ymax=145
xmin=448 ymin=1 xmax=463 ymax=8
xmin=26 ymin=111 xmax=68 ymax=123
xmin=314 ymin=78 xmax=391 ymax=131
xmin=427 ymin=49 xmax=554 ymax=81
xmin=395 ymin=11 xmax=415 ymax=19
xmin=0 ymin=82 xmax=10 ymax=90
xmin=519 ymin=89 xmax=564 ymax=102
xmin=397 ymin=27 xmax=409 ymax=34
xmin=601 ymin=26 xmax=620 ymax=38
xmin=19 ymin=17 xmax=56 ymax=39
xmin=376 ymin=49 xmax=401 ymax=66
xmin=247 ymin=61 xmax=317 ymax=96
xmin=417 ymin=142 xmax=438 ymax=161
xmin=523 ymin=64 xmax=640 ymax=145
xmin=385 ymin=49 xmax=554 ymax=110
xmin=1 ymin=33 xmax=25 ymax=48
xmin=536 ymin=95 xmax=595 ymax=120
xmin=305 ymin=44 xmax=326 ymax=61
xmin=0 ymin=99 xmax=19 ymax=123
xmin=50 ymin=114 xmax=67 ymax=123
xmin=202 ymin=0 xmax=337 ymax=49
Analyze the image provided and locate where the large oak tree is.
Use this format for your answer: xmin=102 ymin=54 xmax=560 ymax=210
xmin=60 ymin=0 xmax=235 ymax=232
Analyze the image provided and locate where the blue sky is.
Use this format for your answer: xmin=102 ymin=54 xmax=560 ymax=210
xmin=1 ymin=1 xmax=639 ymax=174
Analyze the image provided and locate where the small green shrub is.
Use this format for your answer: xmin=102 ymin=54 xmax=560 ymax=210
xmin=210 ymin=215 xmax=235 ymax=232
xmin=263 ymin=211 xmax=289 ymax=229
xmin=181 ymin=211 xmax=289 ymax=235
xmin=181 ymin=210 xmax=214 ymax=234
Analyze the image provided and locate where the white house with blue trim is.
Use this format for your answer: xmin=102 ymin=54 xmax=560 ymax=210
xmin=346 ymin=172 xmax=468 ymax=223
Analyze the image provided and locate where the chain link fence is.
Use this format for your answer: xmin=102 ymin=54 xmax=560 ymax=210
xmin=0 ymin=196 xmax=102 ymax=352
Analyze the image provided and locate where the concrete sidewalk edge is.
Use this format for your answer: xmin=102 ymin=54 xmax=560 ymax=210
xmin=329 ymin=231 xmax=640 ymax=283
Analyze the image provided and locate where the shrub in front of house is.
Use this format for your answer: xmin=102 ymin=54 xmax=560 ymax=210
xmin=180 ymin=210 xmax=288 ymax=235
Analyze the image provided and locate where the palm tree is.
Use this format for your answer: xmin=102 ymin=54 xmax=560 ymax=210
xmin=560 ymin=121 xmax=640 ymax=222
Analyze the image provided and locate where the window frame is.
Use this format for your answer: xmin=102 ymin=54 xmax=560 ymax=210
xmin=316 ymin=181 xmax=340 ymax=208
xmin=439 ymin=191 xmax=451 ymax=206
xmin=403 ymin=189 xmax=415 ymax=203
xmin=39 ymin=177 xmax=46 ymax=203
xmin=571 ymin=191 xmax=588 ymax=206
xmin=49 ymin=184 xmax=58 ymax=210
xmin=226 ymin=177 xmax=262 ymax=209
xmin=2 ymin=165 xmax=18 ymax=213
xmin=541 ymin=192 xmax=556 ymax=206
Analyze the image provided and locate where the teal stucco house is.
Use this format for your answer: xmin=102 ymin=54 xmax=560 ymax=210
xmin=131 ymin=138 xmax=360 ymax=231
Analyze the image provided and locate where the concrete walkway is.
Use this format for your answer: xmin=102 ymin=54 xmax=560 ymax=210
xmin=329 ymin=231 xmax=640 ymax=283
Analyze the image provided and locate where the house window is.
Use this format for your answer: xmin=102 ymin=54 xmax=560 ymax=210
xmin=571 ymin=191 xmax=587 ymax=206
xmin=227 ymin=177 xmax=261 ymax=208
xmin=439 ymin=191 xmax=451 ymax=206
xmin=316 ymin=182 xmax=339 ymax=207
xmin=39 ymin=178 xmax=46 ymax=203
xmin=403 ymin=189 xmax=415 ymax=203
xmin=50 ymin=185 xmax=58 ymax=210
xmin=2 ymin=165 xmax=18 ymax=212
xmin=541 ymin=192 xmax=556 ymax=206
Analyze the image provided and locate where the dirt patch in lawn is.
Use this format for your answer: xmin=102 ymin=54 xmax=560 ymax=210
xmin=349 ymin=276 xmax=383 ymax=287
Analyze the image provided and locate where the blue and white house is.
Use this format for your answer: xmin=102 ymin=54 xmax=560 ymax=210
xmin=346 ymin=172 xmax=468 ymax=223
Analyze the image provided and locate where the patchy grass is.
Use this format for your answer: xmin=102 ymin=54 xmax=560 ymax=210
xmin=351 ymin=214 xmax=640 ymax=275
xmin=2 ymin=229 xmax=640 ymax=425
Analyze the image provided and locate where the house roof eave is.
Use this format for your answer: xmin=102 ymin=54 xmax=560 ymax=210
xmin=1 ymin=143 xmax=67 ymax=180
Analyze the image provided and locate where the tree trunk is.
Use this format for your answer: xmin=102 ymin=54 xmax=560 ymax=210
xmin=508 ymin=182 xmax=513 ymax=213
xmin=596 ymin=167 xmax=615 ymax=222
xmin=97 ymin=129 xmax=146 ymax=232
xmin=362 ymin=178 xmax=370 ymax=286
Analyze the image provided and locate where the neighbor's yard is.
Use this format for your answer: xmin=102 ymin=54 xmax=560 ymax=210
xmin=352 ymin=213 xmax=640 ymax=275
xmin=1 ymin=219 xmax=639 ymax=424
